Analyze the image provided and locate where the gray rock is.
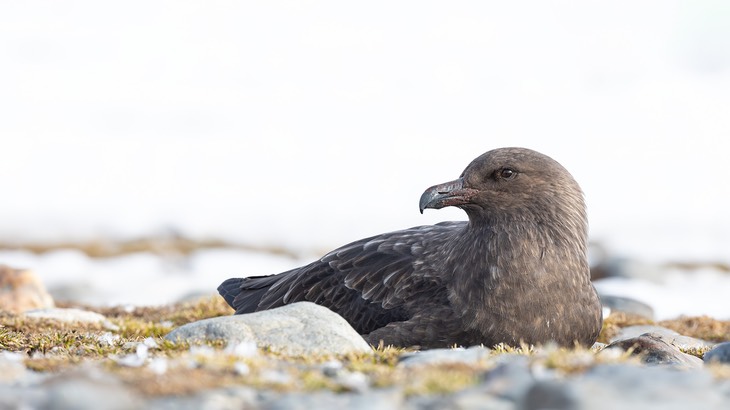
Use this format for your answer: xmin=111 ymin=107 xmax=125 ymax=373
xmin=478 ymin=355 xmax=534 ymax=401
xmin=598 ymin=294 xmax=654 ymax=320
xmin=0 ymin=351 xmax=29 ymax=384
xmin=570 ymin=364 xmax=724 ymax=410
xmin=440 ymin=389 xmax=514 ymax=410
xmin=41 ymin=367 xmax=142 ymax=410
xmin=398 ymin=346 xmax=491 ymax=368
xmin=518 ymin=380 xmax=579 ymax=410
xmin=703 ymin=342 xmax=730 ymax=364
xmin=165 ymin=302 xmax=372 ymax=356
xmin=259 ymin=389 xmax=403 ymax=410
xmin=148 ymin=386 xmax=259 ymax=410
xmin=610 ymin=325 xmax=714 ymax=350
xmin=605 ymin=333 xmax=703 ymax=368
xmin=510 ymin=363 xmax=729 ymax=410
xmin=317 ymin=360 xmax=370 ymax=392
xmin=0 ymin=386 xmax=47 ymax=409
xmin=23 ymin=308 xmax=118 ymax=330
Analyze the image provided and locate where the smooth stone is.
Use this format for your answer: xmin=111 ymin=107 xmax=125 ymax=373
xmin=165 ymin=302 xmax=372 ymax=356
xmin=477 ymin=355 xmax=535 ymax=401
xmin=40 ymin=367 xmax=142 ymax=410
xmin=571 ymin=364 xmax=724 ymax=410
xmin=147 ymin=386 xmax=258 ymax=410
xmin=605 ymin=333 xmax=703 ymax=368
xmin=0 ymin=386 xmax=47 ymax=409
xmin=259 ymin=389 xmax=403 ymax=410
xmin=0 ymin=351 xmax=29 ymax=384
xmin=442 ymin=389 xmax=514 ymax=410
xmin=398 ymin=346 xmax=491 ymax=367
xmin=518 ymin=380 xmax=579 ymax=410
xmin=611 ymin=325 xmax=714 ymax=350
xmin=598 ymin=294 xmax=654 ymax=320
xmin=703 ymin=342 xmax=730 ymax=364
xmin=23 ymin=308 xmax=118 ymax=330
xmin=0 ymin=265 xmax=54 ymax=313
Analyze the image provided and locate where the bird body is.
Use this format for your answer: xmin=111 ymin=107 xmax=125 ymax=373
xmin=219 ymin=148 xmax=603 ymax=348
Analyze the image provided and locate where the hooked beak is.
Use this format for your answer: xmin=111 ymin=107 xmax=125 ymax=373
xmin=419 ymin=178 xmax=479 ymax=214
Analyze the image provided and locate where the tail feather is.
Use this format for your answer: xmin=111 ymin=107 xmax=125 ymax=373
xmin=217 ymin=275 xmax=284 ymax=314
xmin=217 ymin=277 xmax=245 ymax=308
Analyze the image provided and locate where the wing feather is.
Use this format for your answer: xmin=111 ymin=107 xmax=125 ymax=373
xmin=223 ymin=221 xmax=465 ymax=334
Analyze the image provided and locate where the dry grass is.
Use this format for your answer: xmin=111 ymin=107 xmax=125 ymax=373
xmin=659 ymin=316 xmax=730 ymax=343
xmin=2 ymin=297 xmax=730 ymax=397
xmin=596 ymin=312 xmax=655 ymax=343
xmin=0 ymin=237 xmax=302 ymax=259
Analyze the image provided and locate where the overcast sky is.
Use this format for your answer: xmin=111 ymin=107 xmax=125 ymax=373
xmin=2 ymin=1 xmax=729 ymax=261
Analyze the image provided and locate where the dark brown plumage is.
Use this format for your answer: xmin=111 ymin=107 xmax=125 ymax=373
xmin=218 ymin=147 xmax=603 ymax=348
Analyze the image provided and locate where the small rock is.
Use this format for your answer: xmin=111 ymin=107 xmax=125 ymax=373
xmin=605 ymin=333 xmax=703 ymax=368
xmin=23 ymin=308 xmax=118 ymax=330
xmin=163 ymin=387 xmax=257 ymax=409
xmin=703 ymin=342 xmax=730 ymax=364
xmin=147 ymin=357 xmax=168 ymax=375
xmin=260 ymin=389 xmax=403 ymax=410
xmin=320 ymin=360 xmax=344 ymax=377
xmin=165 ymin=302 xmax=372 ymax=356
xmin=519 ymin=380 xmax=579 ymax=410
xmin=599 ymin=294 xmax=654 ymax=320
xmin=40 ymin=366 xmax=142 ymax=410
xmin=478 ymin=355 xmax=535 ymax=401
xmin=0 ymin=351 xmax=29 ymax=383
xmin=398 ymin=346 xmax=491 ymax=367
xmin=149 ymin=386 xmax=258 ymax=410
xmin=560 ymin=363 xmax=723 ymax=410
xmin=335 ymin=371 xmax=369 ymax=393
xmin=97 ymin=332 xmax=120 ymax=346
xmin=0 ymin=265 xmax=54 ymax=313
xmin=610 ymin=325 xmax=714 ymax=350
xmin=442 ymin=389 xmax=514 ymax=410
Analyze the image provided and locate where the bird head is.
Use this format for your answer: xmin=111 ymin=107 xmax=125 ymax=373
xmin=419 ymin=147 xmax=585 ymax=225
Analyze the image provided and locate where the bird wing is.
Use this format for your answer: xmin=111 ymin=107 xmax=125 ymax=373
xmin=228 ymin=221 xmax=463 ymax=334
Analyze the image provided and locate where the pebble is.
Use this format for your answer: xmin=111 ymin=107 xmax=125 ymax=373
xmin=605 ymin=333 xmax=703 ymax=368
xmin=610 ymin=325 xmax=714 ymax=350
xmin=0 ymin=265 xmax=54 ymax=313
xmin=0 ymin=344 xmax=728 ymax=409
xmin=703 ymin=342 xmax=730 ymax=364
xmin=0 ymin=295 xmax=726 ymax=409
xmin=517 ymin=363 xmax=725 ymax=410
xmin=164 ymin=302 xmax=372 ymax=356
xmin=147 ymin=386 xmax=259 ymax=410
xmin=398 ymin=346 xmax=491 ymax=368
xmin=23 ymin=307 xmax=119 ymax=330
xmin=477 ymin=355 xmax=535 ymax=401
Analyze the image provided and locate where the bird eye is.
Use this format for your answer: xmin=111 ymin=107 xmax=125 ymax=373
xmin=499 ymin=168 xmax=517 ymax=180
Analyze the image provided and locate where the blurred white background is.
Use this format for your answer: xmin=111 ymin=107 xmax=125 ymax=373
xmin=1 ymin=1 xmax=729 ymax=316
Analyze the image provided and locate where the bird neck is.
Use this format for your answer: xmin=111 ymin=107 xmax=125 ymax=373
xmin=449 ymin=215 xmax=590 ymax=304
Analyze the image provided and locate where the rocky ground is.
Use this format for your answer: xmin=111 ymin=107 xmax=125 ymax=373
xmin=1 ymin=244 xmax=730 ymax=409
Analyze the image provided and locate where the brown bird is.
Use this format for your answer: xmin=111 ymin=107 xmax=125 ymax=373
xmin=219 ymin=147 xmax=603 ymax=349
